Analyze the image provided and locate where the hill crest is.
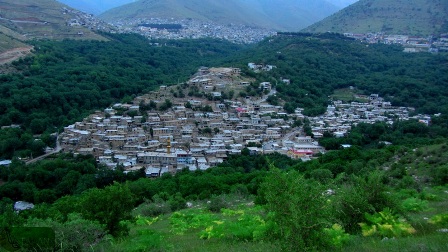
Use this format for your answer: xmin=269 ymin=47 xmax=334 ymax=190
xmin=303 ymin=0 xmax=448 ymax=35
xmin=99 ymin=0 xmax=340 ymax=31
xmin=0 ymin=0 xmax=109 ymax=55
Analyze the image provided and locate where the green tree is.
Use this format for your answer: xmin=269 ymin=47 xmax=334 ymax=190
xmin=78 ymin=182 xmax=135 ymax=237
xmin=260 ymin=167 xmax=332 ymax=251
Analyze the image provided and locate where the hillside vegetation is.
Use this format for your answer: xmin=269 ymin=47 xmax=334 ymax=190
xmin=232 ymin=33 xmax=448 ymax=116
xmin=1 ymin=33 xmax=448 ymax=159
xmin=1 ymin=130 xmax=448 ymax=251
xmin=303 ymin=0 xmax=448 ymax=35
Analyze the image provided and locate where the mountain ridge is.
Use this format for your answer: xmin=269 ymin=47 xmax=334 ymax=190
xmin=303 ymin=0 xmax=448 ymax=35
xmin=99 ymin=0 xmax=341 ymax=31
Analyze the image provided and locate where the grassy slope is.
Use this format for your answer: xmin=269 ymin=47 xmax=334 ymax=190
xmin=303 ymin=0 xmax=448 ymax=35
xmin=94 ymin=144 xmax=448 ymax=251
xmin=0 ymin=30 xmax=27 ymax=53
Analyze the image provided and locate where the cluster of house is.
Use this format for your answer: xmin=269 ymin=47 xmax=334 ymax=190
xmin=308 ymin=93 xmax=431 ymax=139
xmin=343 ymin=32 xmax=448 ymax=52
xmin=59 ymin=67 xmax=321 ymax=177
xmin=57 ymin=65 xmax=435 ymax=178
xmin=62 ymin=7 xmax=115 ymax=34
xmin=108 ymin=17 xmax=276 ymax=44
xmin=248 ymin=63 xmax=277 ymax=72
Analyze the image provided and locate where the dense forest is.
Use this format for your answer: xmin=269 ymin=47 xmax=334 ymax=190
xmin=0 ymin=34 xmax=243 ymax=159
xmin=233 ymin=33 xmax=448 ymax=116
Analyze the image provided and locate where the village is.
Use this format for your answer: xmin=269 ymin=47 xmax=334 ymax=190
xmin=108 ymin=17 xmax=276 ymax=44
xmin=343 ymin=32 xmax=448 ymax=53
xmin=59 ymin=65 xmax=431 ymax=178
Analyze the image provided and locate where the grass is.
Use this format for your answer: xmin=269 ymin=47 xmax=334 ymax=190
xmin=331 ymin=88 xmax=369 ymax=103
xmin=345 ymin=185 xmax=448 ymax=252
xmin=91 ymin=184 xmax=448 ymax=252
xmin=93 ymin=196 xmax=279 ymax=252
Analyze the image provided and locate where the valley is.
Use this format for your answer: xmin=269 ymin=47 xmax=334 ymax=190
xmin=0 ymin=1 xmax=447 ymax=251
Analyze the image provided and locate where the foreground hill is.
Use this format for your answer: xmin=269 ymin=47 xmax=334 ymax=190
xmin=0 ymin=0 xmax=106 ymax=54
xmin=303 ymin=0 xmax=448 ymax=35
xmin=99 ymin=0 xmax=340 ymax=31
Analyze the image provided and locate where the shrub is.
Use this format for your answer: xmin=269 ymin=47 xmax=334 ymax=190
xmin=207 ymin=195 xmax=229 ymax=213
xmin=260 ymin=168 xmax=332 ymax=251
xmin=401 ymin=197 xmax=429 ymax=212
xmin=359 ymin=208 xmax=416 ymax=238
xmin=25 ymin=213 xmax=107 ymax=252
xmin=428 ymin=213 xmax=448 ymax=226
xmin=133 ymin=200 xmax=171 ymax=217
xmin=323 ymin=224 xmax=351 ymax=249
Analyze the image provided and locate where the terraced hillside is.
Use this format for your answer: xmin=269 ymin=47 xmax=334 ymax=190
xmin=0 ymin=0 xmax=106 ymax=54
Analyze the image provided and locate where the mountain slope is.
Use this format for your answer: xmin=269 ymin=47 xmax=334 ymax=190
xmin=57 ymin=0 xmax=136 ymax=15
xmin=303 ymin=0 xmax=448 ymax=35
xmin=0 ymin=0 xmax=107 ymax=55
xmin=99 ymin=0 xmax=340 ymax=31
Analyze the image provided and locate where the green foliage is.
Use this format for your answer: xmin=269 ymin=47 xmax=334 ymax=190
xmin=239 ymin=34 xmax=448 ymax=116
xmin=0 ymin=35 xmax=242 ymax=158
xmin=259 ymin=167 xmax=332 ymax=251
xmin=428 ymin=213 xmax=448 ymax=226
xmin=200 ymin=206 xmax=268 ymax=241
xmin=401 ymin=197 xmax=429 ymax=212
xmin=323 ymin=224 xmax=352 ymax=249
xmin=78 ymin=182 xmax=136 ymax=237
xmin=133 ymin=198 xmax=172 ymax=217
xmin=207 ymin=195 xmax=230 ymax=213
xmin=169 ymin=209 xmax=217 ymax=235
xmin=332 ymin=172 xmax=401 ymax=234
xmin=25 ymin=213 xmax=107 ymax=252
xmin=0 ymin=154 xmax=143 ymax=204
xmin=359 ymin=208 xmax=416 ymax=238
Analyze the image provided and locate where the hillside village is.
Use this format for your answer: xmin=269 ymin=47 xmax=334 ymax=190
xmin=108 ymin=17 xmax=276 ymax=44
xmin=59 ymin=65 xmax=432 ymax=177
xmin=343 ymin=32 xmax=448 ymax=52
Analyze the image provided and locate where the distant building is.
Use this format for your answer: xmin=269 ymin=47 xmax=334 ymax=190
xmin=14 ymin=201 xmax=34 ymax=212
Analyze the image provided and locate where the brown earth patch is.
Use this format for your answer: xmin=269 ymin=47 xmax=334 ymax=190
xmin=0 ymin=46 xmax=32 ymax=65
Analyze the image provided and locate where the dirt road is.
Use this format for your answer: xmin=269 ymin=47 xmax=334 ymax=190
xmin=0 ymin=46 xmax=33 ymax=65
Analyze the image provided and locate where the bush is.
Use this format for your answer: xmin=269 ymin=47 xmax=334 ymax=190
xmin=401 ymin=197 xmax=429 ymax=212
xmin=428 ymin=213 xmax=448 ymax=226
xmin=25 ymin=213 xmax=107 ymax=252
xmin=359 ymin=208 xmax=416 ymax=238
xmin=323 ymin=224 xmax=352 ymax=249
xmin=207 ymin=195 xmax=229 ymax=213
xmin=133 ymin=200 xmax=171 ymax=217
xmin=169 ymin=192 xmax=186 ymax=212
xmin=260 ymin=168 xmax=332 ymax=251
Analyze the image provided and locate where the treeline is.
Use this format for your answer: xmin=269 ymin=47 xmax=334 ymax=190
xmin=2 ymin=138 xmax=447 ymax=249
xmin=233 ymin=33 xmax=448 ymax=116
xmin=0 ymin=153 xmax=144 ymax=204
xmin=319 ymin=115 xmax=448 ymax=150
